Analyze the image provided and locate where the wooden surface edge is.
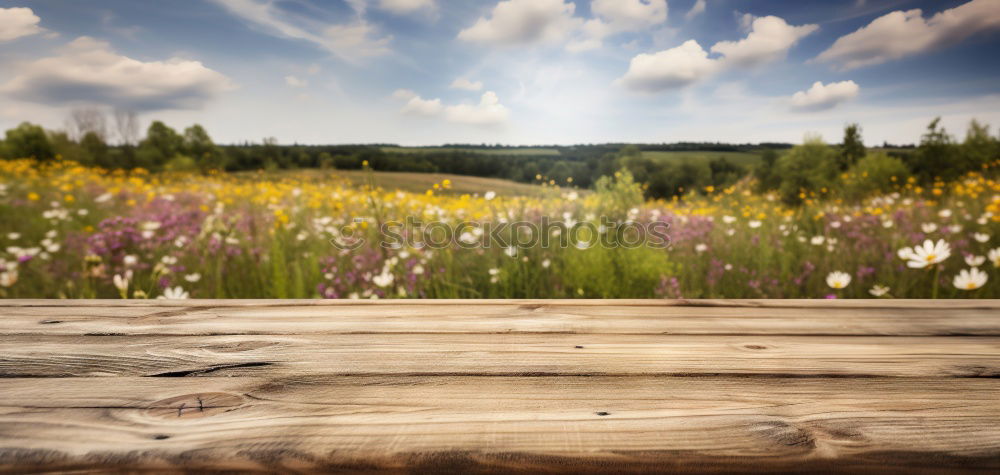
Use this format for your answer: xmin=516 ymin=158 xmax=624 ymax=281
xmin=2 ymin=298 xmax=1000 ymax=308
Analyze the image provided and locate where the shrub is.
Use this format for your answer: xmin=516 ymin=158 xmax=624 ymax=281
xmin=843 ymin=152 xmax=910 ymax=201
xmin=594 ymin=169 xmax=644 ymax=219
xmin=163 ymin=155 xmax=198 ymax=172
xmin=775 ymin=137 xmax=838 ymax=205
xmin=3 ymin=122 xmax=55 ymax=161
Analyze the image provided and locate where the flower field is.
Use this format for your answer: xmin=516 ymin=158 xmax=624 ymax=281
xmin=1 ymin=158 xmax=999 ymax=299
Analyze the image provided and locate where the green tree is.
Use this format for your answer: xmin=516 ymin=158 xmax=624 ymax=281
xmin=136 ymin=121 xmax=182 ymax=170
xmin=708 ymin=157 xmax=745 ymax=187
xmin=840 ymin=123 xmax=865 ymax=171
xmin=3 ymin=122 xmax=55 ymax=161
xmin=754 ymin=149 xmax=782 ymax=193
xmin=616 ymin=146 xmax=654 ymax=184
xmin=775 ymin=136 xmax=839 ymax=205
xmin=546 ymin=161 xmax=573 ymax=184
xmin=183 ymin=124 xmax=224 ymax=172
xmin=80 ymin=132 xmax=109 ymax=168
xmin=48 ymin=131 xmax=87 ymax=164
xmin=911 ymin=117 xmax=959 ymax=183
xmin=962 ymin=120 xmax=998 ymax=172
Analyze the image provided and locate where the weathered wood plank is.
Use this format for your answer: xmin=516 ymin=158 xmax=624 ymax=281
xmin=1 ymin=334 xmax=998 ymax=378
xmin=1 ymin=300 xmax=998 ymax=473
xmin=2 ymin=301 xmax=999 ymax=336
xmin=1 ymin=376 xmax=999 ymax=473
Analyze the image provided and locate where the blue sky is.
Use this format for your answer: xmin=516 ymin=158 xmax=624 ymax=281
xmin=1 ymin=0 xmax=999 ymax=145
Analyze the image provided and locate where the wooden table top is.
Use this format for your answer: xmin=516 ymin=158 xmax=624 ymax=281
xmin=1 ymin=300 xmax=999 ymax=473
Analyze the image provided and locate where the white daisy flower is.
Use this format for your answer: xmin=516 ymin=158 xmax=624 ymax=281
xmin=953 ymin=268 xmax=988 ymax=291
xmin=989 ymin=248 xmax=1000 ymax=267
xmin=906 ymin=239 xmax=951 ymax=269
xmin=965 ymin=255 xmax=986 ymax=268
xmin=157 ymin=286 xmax=190 ymax=300
xmin=113 ymin=274 xmax=129 ymax=293
xmin=869 ymin=284 xmax=890 ymax=297
xmin=826 ymin=271 xmax=851 ymax=289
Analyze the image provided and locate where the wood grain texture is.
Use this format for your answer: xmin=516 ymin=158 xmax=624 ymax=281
xmin=0 ymin=300 xmax=998 ymax=474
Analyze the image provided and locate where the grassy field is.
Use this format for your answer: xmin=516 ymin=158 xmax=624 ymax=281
xmin=289 ymin=169 xmax=555 ymax=196
xmin=641 ymin=151 xmax=764 ymax=167
xmin=380 ymin=147 xmax=561 ymax=156
xmin=2 ymin=159 xmax=998 ymax=300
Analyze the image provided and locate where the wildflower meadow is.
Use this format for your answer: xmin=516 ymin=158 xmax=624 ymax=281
xmin=2 ymin=155 xmax=999 ymax=300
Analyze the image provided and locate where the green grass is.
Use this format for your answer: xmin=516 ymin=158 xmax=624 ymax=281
xmin=641 ymin=151 xmax=763 ymax=167
xmin=380 ymin=146 xmax=561 ymax=156
xmin=303 ymin=169 xmax=555 ymax=196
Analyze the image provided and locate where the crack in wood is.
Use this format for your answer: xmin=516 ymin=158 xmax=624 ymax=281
xmin=146 ymin=362 xmax=273 ymax=377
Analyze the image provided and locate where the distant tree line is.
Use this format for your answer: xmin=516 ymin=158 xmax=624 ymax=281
xmin=753 ymin=119 xmax=1000 ymax=205
xmin=1 ymin=108 xmax=997 ymax=204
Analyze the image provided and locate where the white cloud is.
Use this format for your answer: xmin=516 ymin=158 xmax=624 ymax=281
xmin=323 ymin=21 xmax=391 ymax=60
xmin=790 ymin=80 xmax=860 ymax=111
xmin=211 ymin=0 xmax=390 ymax=63
xmin=450 ymin=78 xmax=483 ymax=91
xmin=616 ymin=40 xmax=720 ymax=92
xmin=458 ymin=0 xmax=581 ymax=46
xmin=618 ymin=15 xmax=817 ymax=92
xmin=1 ymin=37 xmax=233 ymax=111
xmin=285 ymin=75 xmax=307 ymax=88
xmin=0 ymin=7 xmax=43 ymax=42
xmin=817 ymin=0 xmax=1000 ymax=70
xmin=569 ymin=0 xmax=668 ymax=52
xmin=685 ymin=0 xmax=707 ymax=21
xmin=710 ymin=16 xmax=818 ymax=68
xmin=591 ymin=0 xmax=667 ymax=32
xmin=379 ymin=0 xmax=436 ymax=14
xmin=393 ymin=89 xmax=508 ymax=126
xmin=393 ymin=89 xmax=443 ymax=116
xmin=445 ymin=91 xmax=509 ymax=126
xmin=399 ymin=93 xmax=443 ymax=117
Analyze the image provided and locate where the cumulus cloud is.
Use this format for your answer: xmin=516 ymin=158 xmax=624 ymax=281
xmin=816 ymin=0 xmax=1000 ymax=70
xmin=685 ymin=0 xmax=707 ymax=21
xmin=618 ymin=15 xmax=817 ymax=92
xmin=569 ymin=0 xmax=668 ymax=52
xmin=393 ymin=89 xmax=508 ymax=126
xmin=458 ymin=0 xmax=581 ymax=46
xmin=397 ymin=91 xmax=443 ymax=116
xmin=445 ymin=91 xmax=509 ymax=126
xmin=616 ymin=40 xmax=720 ymax=92
xmin=285 ymin=75 xmax=307 ymax=88
xmin=710 ymin=16 xmax=818 ymax=68
xmin=211 ymin=0 xmax=390 ymax=62
xmin=790 ymin=80 xmax=860 ymax=111
xmin=450 ymin=78 xmax=483 ymax=91
xmin=379 ymin=0 xmax=436 ymax=14
xmin=0 ymin=7 xmax=43 ymax=42
xmin=1 ymin=37 xmax=233 ymax=111
xmin=591 ymin=0 xmax=667 ymax=32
